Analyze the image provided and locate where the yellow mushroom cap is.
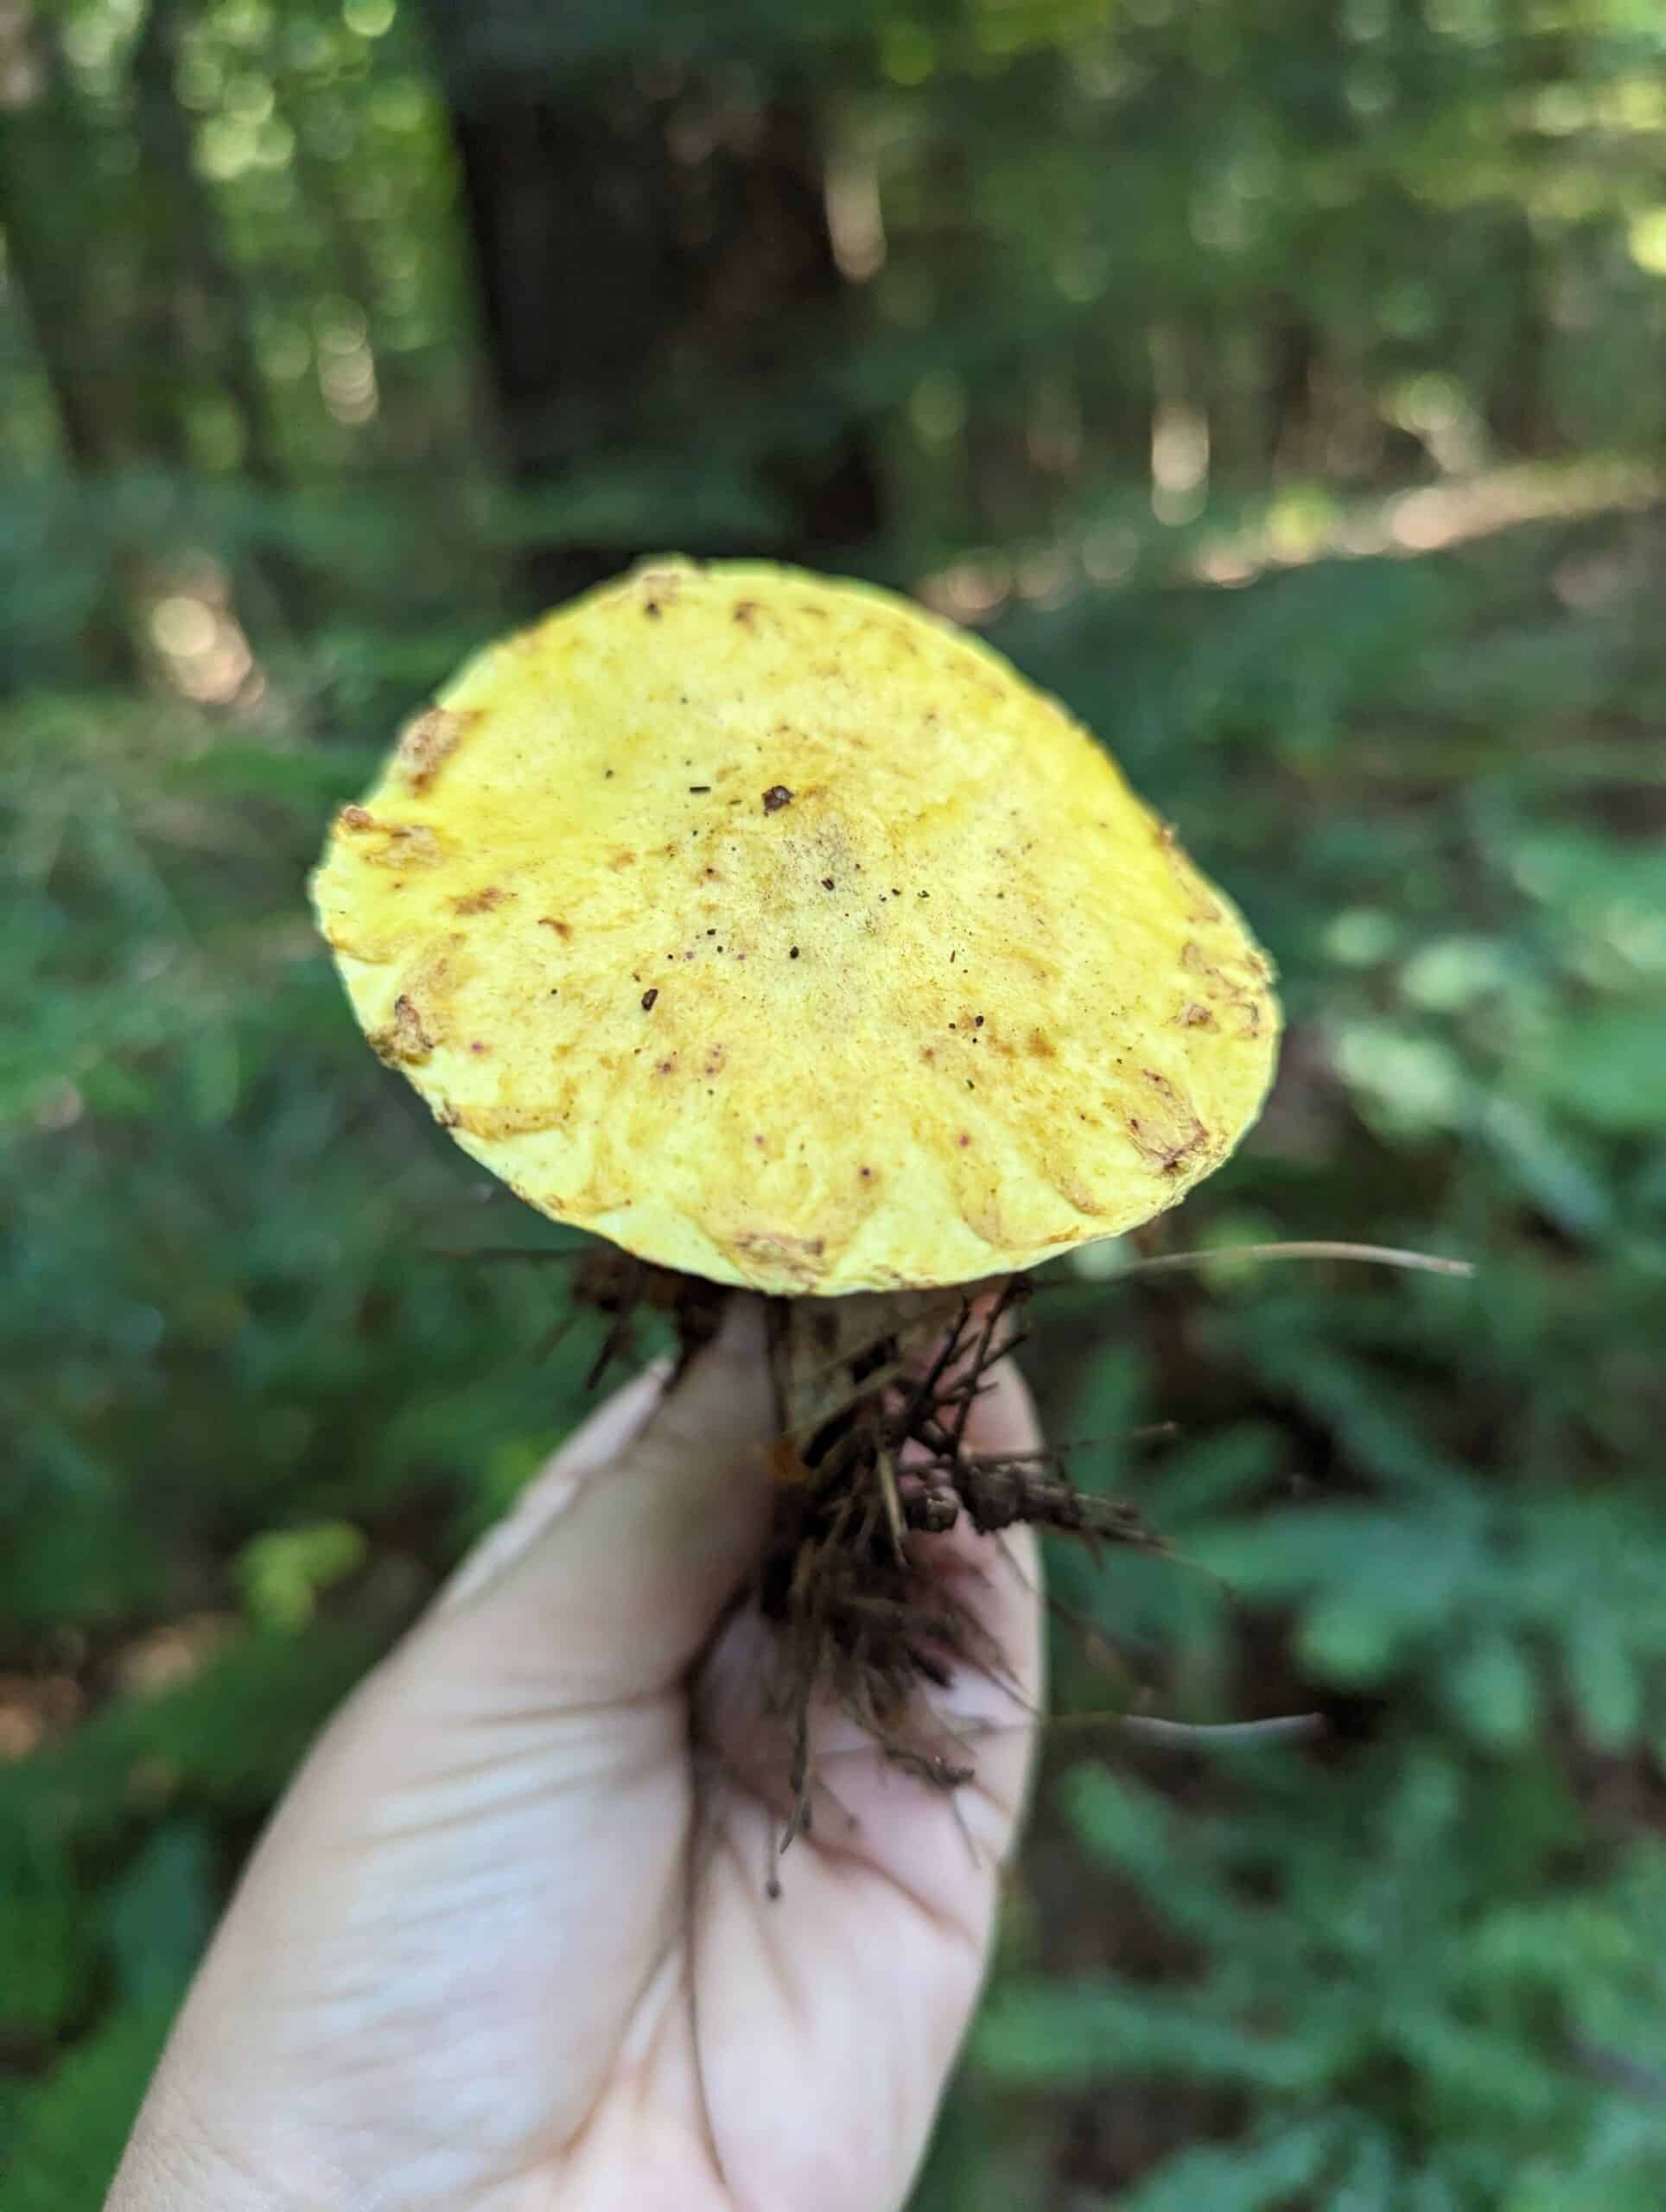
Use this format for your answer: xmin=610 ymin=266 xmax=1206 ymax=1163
xmin=310 ymin=559 xmax=1279 ymax=1294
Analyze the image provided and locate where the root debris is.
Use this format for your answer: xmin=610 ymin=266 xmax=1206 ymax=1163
xmin=754 ymin=1277 xmax=1162 ymax=1855
xmin=565 ymin=1262 xmax=1167 ymax=1866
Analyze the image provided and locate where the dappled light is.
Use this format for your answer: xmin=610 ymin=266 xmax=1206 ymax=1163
xmin=3 ymin=3 xmax=1665 ymax=2207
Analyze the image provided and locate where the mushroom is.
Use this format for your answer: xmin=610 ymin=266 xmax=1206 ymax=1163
xmin=311 ymin=557 xmax=1280 ymax=1815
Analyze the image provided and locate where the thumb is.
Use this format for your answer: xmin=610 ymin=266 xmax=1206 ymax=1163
xmin=419 ymin=1294 xmax=776 ymax=1701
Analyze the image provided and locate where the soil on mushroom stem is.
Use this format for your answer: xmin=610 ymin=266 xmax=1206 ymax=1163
xmin=569 ymin=1254 xmax=1164 ymax=1856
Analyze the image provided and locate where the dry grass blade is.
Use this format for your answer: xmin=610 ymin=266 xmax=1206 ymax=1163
xmin=1118 ymin=1239 xmax=1477 ymax=1279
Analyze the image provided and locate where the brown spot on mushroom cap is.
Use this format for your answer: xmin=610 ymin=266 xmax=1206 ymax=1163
xmin=1129 ymin=1121 xmax=1209 ymax=1174
xmin=1052 ymin=1177 xmax=1106 ymax=1215
xmin=1127 ymin=1071 xmax=1211 ymax=1174
xmin=452 ymin=887 xmax=509 ymax=915
xmin=1181 ymin=938 xmax=1265 ymax=1035
xmin=337 ymin=815 xmax=445 ymax=869
xmin=370 ymin=994 xmax=437 ymax=1066
xmin=729 ymin=1230 xmax=826 ymax=1290
xmin=395 ymin=706 xmax=477 ymax=795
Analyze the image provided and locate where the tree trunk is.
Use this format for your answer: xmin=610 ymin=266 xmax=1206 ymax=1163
xmin=420 ymin=5 xmax=879 ymax=607
xmin=131 ymin=0 xmax=313 ymax=630
xmin=1265 ymin=299 xmax=1318 ymax=474
xmin=0 ymin=3 xmax=138 ymax=680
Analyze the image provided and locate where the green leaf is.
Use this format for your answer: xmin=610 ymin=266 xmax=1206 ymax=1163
xmin=1447 ymin=1633 xmax=1539 ymax=1751
xmin=1326 ymin=2127 xmax=1398 ymax=2211
xmin=1533 ymin=1008 xmax=1666 ymax=1137
xmin=0 ymin=1854 xmax=97 ymax=2037
xmin=1562 ymin=1614 xmax=1643 ymax=1754
xmin=105 ymin=1824 xmax=215 ymax=2009
xmin=1121 ymin=2120 xmax=1340 ymax=2212
xmin=236 ymin=1521 xmax=369 ymax=1632
xmin=2 ymin=2004 xmax=176 ymax=2212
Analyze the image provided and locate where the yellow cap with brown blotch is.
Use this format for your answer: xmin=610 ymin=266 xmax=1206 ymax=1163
xmin=310 ymin=558 xmax=1279 ymax=1294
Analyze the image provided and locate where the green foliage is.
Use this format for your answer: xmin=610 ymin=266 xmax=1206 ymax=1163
xmin=912 ymin=521 xmax=1666 ymax=2202
xmin=236 ymin=1519 xmax=369 ymax=1630
xmin=3 ymin=2002 xmax=180 ymax=2212
xmin=976 ymin=1757 xmax=1666 ymax=2207
xmin=4 ymin=0 xmax=1666 ymax=2203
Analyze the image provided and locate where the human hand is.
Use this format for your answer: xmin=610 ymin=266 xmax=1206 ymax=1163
xmin=108 ymin=1298 xmax=1043 ymax=2212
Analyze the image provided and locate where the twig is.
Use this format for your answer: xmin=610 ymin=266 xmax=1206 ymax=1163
xmin=1118 ymin=1240 xmax=1476 ymax=1280
xmin=950 ymin=1289 xmax=1013 ymax=1459
xmin=875 ymin=1444 xmax=906 ymax=1563
xmin=811 ymin=1707 xmax=1329 ymax=1765
xmin=893 ymin=1294 xmax=977 ymax=1440
xmin=1109 ymin=1711 xmax=1326 ymax=1748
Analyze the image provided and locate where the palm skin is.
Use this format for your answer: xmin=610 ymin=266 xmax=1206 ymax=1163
xmin=109 ymin=1300 xmax=1042 ymax=2212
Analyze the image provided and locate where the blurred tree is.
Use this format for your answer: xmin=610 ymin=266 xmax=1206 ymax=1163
xmin=421 ymin=0 xmax=880 ymax=601
xmin=0 ymin=7 xmax=110 ymax=474
xmin=0 ymin=1 xmax=137 ymax=677
xmin=129 ymin=0 xmax=313 ymax=626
